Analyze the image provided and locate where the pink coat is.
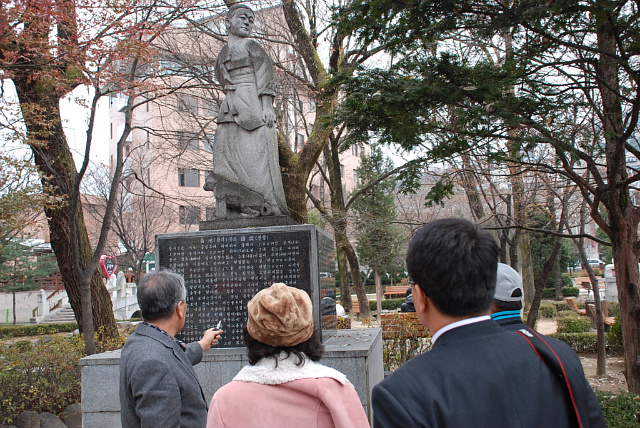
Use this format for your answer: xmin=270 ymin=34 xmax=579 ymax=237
xmin=206 ymin=355 xmax=370 ymax=428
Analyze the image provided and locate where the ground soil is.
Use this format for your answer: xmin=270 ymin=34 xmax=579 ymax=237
xmin=537 ymin=319 xmax=628 ymax=394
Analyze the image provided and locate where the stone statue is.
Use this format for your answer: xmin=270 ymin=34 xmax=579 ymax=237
xmin=204 ymin=4 xmax=289 ymax=219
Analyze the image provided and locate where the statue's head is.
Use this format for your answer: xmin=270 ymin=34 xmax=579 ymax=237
xmin=226 ymin=4 xmax=255 ymax=38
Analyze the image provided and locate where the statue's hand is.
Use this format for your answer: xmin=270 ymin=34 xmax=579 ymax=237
xmin=263 ymin=109 xmax=276 ymax=127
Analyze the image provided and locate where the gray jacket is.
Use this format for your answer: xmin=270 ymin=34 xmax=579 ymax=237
xmin=119 ymin=323 xmax=207 ymax=428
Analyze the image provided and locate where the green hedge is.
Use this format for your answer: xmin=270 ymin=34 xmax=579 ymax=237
xmin=541 ymin=287 xmax=580 ymax=299
xmin=538 ymin=302 xmax=557 ymax=318
xmin=0 ymin=323 xmax=78 ymax=339
xmin=370 ymin=298 xmax=405 ymax=312
xmin=549 ymin=332 xmax=598 ymax=353
xmin=596 ymin=392 xmax=640 ymax=428
xmin=557 ymin=314 xmax=592 ymax=333
xmin=549 ymin=327 xmax=622 ymax=355
xmin=562 ymin=287 xmax=580 ymax=297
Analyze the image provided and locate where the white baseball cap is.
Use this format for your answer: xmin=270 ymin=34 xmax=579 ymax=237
xmin=494 ymin=263 xmax=523 ymax=302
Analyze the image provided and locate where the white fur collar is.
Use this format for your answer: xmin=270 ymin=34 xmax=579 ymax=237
xmin=233 ymin=352 xmax=349 ymax=386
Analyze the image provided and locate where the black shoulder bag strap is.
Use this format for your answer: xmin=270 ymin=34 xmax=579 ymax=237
xmin=516 ymin=327 xmax=584 ymax=428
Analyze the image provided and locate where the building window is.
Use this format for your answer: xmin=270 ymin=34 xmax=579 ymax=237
xmin=178 ymin=168 xmax=200 ymax=187
xmin=352 ymin=145 xmax=358 ymax=156
xmin=340 ymin=164 xmax=344 ymax=177
xmin=353 ymin=169 xmax=359 ymax=185
xmin=203 ymin=100 xmax=217 ymax=117
xmin=179 ymin=206 xmax=201 ymax=224
xmin=178 ymin=131 xmax=199 ymax=151
xmin=177 ymin=95 xmax=198 ymax=113
xmin=296 ymin=133 xmax=304 ymax=151
xmin=203 ymin=136 xmax=214 ymax=153
xmin=319 ymin=180 xmax=325 ymax=200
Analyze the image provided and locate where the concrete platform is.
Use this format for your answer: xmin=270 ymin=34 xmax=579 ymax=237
xmin=80 ymin=328 xmax=383 ymax=427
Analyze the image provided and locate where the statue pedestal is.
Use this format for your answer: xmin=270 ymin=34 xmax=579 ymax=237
xmin=156 ymin=224 xmax=335 ymax=346
xmin=80 ymin=328 xmax=383 ymax=427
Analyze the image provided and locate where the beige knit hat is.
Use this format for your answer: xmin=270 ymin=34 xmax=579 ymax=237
xmin=246 ymin=283 xmax=314 ymax=347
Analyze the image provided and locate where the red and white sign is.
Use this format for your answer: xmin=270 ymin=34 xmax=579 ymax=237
xmin=99 ymin=255 xmax=118 ymax=279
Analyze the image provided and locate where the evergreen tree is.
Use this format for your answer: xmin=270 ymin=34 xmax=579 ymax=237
xmin=335 ymin=0 xmax=640 ymax=392
xmin=0 ymin=240 xmax=57 ymax=324
xmin=351 ymin=145 xmax=405 ymax=312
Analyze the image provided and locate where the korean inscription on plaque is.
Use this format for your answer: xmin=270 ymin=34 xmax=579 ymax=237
xmin=157 ymin=228 xmax=320 ymax=347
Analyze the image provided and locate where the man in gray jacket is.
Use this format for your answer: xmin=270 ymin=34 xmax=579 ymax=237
xmin=120 ymin=270 xmax=222 ymax=428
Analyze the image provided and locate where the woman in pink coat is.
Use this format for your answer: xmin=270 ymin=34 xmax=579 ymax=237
xmin=206 ymin=283 xmax=370 ymax=428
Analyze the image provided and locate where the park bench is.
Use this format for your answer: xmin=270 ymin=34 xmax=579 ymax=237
xmin=565 ymin=297 xmax=587 ymax=315
xmin=350 ymin=300 xmax=360 ymax=314
xmin=585 ymin=302 xmax=616 ymax=327
xmin=384 ymin=285 xmax=411 ymax=298
xmin=380 ymin=312 xmax=430 ymax=339
xmin=337 ymin=300 xmax=360 ymax=314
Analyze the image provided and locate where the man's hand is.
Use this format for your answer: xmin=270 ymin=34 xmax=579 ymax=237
xmin=198 ymin=328 xmax=223 ymax=352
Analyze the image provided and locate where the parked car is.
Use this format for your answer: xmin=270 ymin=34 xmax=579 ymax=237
xmin=587 ymin=259 xmax=604 ymax=269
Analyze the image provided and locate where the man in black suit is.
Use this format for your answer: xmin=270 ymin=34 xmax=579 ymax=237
xmin=372 ymin=218 xmax=605 ymax=428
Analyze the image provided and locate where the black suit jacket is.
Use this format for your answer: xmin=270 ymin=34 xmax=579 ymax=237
xmin=372 ymin=319 xmax=605 ymax=428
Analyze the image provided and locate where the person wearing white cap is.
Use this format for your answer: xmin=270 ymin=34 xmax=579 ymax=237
xmin=490 ymin=263 xmax=527 ymax=329
xmin=490 ymin=263 xmax=604 ymax=426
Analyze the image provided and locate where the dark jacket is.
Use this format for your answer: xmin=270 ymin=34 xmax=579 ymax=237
xmin=400 ymin=294 xmax=415 ymax=313
xmin=120 ymin=323 xmax=208 ymax=428
xmin=372 ymin=319 xmax=605 ymax=428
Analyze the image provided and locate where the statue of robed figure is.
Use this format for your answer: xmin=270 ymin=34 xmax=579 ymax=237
xmin=205 ymin=4 xmax=289 ymax=219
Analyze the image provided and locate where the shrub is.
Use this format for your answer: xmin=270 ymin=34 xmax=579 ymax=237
xmin=562 ymin=287 xmax=580 ymax=297
xmin=596 ymin=392 xmax=640 ymax=428
xmin=557 ymin=310 xmax=576 ymax=318
xmin=0 ymin=323 xmax=78 ymax=339
xmin=549 ymin=332 xmax=597 ymax=353
xmin=555 ymin=302 xmax=570 ymax=312
xmin=560 ymin=274 xmax=574 ymax=288
xmin=0 ymin=336 xmax=84 ymax=425
xmin=538 ymin=302 xmax=557 ymax=318
xmin=369 ymin=298 xmax=404 ymax=312
xmin=607 ymin=301 xmax=621 ymax=319
xmin=606 ymin=316 xmax=624 ymax=356
xmin=382 ymin=315 xmax=431 ymax=372
xmin=542 ymin=287 xmax=580 ymax=299
xmin=557 ymin=313 xmax=592 ymax=333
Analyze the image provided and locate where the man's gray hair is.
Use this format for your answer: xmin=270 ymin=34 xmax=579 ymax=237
xmin=137 ymin=270 xmax=187 ymax=322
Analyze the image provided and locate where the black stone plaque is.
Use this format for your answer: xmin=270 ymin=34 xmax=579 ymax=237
xmin=156 ymin=225 xmax=333 ymax=347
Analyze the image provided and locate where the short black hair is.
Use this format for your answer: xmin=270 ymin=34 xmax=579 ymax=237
xmin=243 ymin=326 xmax=324 ymax=366
xmin=137 ymin=270 xmax=187 ymax=322
xmin=406 ymin=218 xmax=498 ymax=317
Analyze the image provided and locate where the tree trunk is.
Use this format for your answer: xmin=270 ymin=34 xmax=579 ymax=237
xmin=610 ymin=220 xmax=640 ymax=390
xmin=13 ymin=79 xmax=118 ymax=344
xmin=596 ymin=7 xmax=640 ymax=392
xmin=336 ymin=232 xmax=370 ymax=319
xmin=336 ymin=245 xmax=351 ymax=313
xmin=520 ymin=234 xmax=535 ymax=312
xmin=526 ymin=232 xmax=562 ymax=328
xmin=375 ymin=271 xmax=383 ymax=318
xmin=12 ymin=291 xmax=16 ymax=325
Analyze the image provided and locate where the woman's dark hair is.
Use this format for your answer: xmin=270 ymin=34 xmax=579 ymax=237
xmin=243 ymin=326 xmax=324 ymax=366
